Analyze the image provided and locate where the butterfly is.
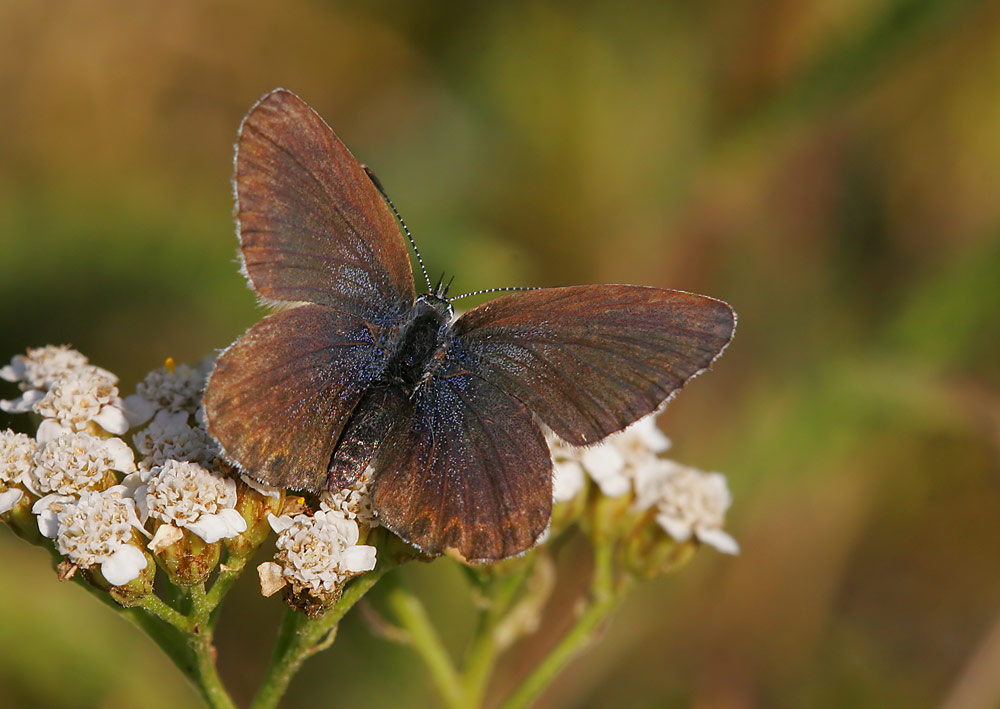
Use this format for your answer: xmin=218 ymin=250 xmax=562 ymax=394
xmin=203 ymin=89 xmax=736 ymax=563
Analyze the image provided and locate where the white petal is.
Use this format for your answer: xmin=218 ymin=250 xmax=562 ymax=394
xmin=0 ymin=389 xmax=45 ymax=414
xmin=121 ymin=471 xmax=146 ymax=495
xmin=240 ymin=474 xmax=282 ymax=499
xmin=257 ymin=561 xmax=287 ymax=597
xmin=103 ymin=437 xmax=137 ymax=473
xmin=101 ymin=545 xmax=148 ymax=586
xmin=122 ymin=394 xmax=157 ymax=427
xmin=656 ymin=514 xmax=693 ymax=543
xmin=36 ymin=419 xmax=70 ymax=444
xmin=580 ymin=444 xmax=625 ymax=478
xmin=0 ymin=488 xmax=23 ymax=514
xmin=131 ymin=484 xmax=150 ymax=522
xmin=32 ymin=494 xmax=75 ymax=538
xmin=552 ymin=460 xmax=585 ymax=503
xmin=321 ymin=512 xmax=359 ymax=545
xmin=149 ymin=523 xmax=183 ymax=553
xmin=152 ymin=408 xmax=192 ymax=431
xmin=697 ymin=528 xmax=740 ymax=555
xmin=268 ymin=513 xmax=295 ymax=533
xmin=634 ymin=416 xmax=672 ymax=453
xmin=593 ymin=473 xmax=631 ymax=498
xmin=341 ymin=544 xmax=377 ymax=573
xmin=93 ymin=405 xmax=130 ymax=435
xmin=187 ymin=509 xmax=246 ymax=543
xmin=217 ymin=507 xmax=248 ymax=534
xmin=0 ymin=360 xmax=26 ymax=382
xmin=186 ymin=515 xmax=228 ymax=543
xmin=106 ymin=492 xmax=149 ymax=535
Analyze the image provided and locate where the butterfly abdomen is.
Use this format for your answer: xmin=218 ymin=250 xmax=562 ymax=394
xmin=327 ymin=386 xmax=407 ymax=490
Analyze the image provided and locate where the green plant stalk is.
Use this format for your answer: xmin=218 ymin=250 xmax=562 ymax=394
xmin=188 ymin=632 xmax=238 ymax=709
xmin=250 ymin=564 xmax=394 ymax=709
xmin=500 ymin=541 xmax=619 ymax=709
xmin=69 ymin=563 xmax=234 ymax=708
xmin=461 ymin=558 xmax=537 ymax=706
xmin=499 ymin=592 xmax=618 ymax=709
xmin=206 ymin=551 xmax=250 ymax=624
xmin=383 ymin=571 xmax=464 ymax=709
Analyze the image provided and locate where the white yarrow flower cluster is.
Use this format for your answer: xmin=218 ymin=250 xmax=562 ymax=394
xmin=34 ymin=486 xmax=149 ymax=585
xmin=319 ymin=466 xmax=377 ymax=528
xmin=35 ymin=368 xmax=130 ymax=436
xmin=0 ymin=430 xmax=36 ymax=513
xmin=1 ymin=345 xmax=129 ymax=435
xmin=133 ymin=409 xmax=214 ymax=470
xmin=260 ymin=508 xmax=377 ymax=597
xmin=31 ymin=432 xmax=136 ymax=497
xmin=548 ymin=414 xmax=672 ymax=501
xmin=0 ymin=345 xmax=91 ymax=412
xmin=135 ymin=460 xmax=247 ymax=543
xmin=124 ymin=358 xmax=211 ymax=426
xmin=633 ymin=461 xmax=739 ymax=555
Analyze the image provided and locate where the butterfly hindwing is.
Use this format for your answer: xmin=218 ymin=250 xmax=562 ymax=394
xmin=371 ymin=361 xmax=552 ymax=562
xmin=204 ymin=304 xmax=387 ymax=491
xmin=236 ymin=88 xmax=414 ymax=318
xmin=451 ymin=285 xmax=736 ymax=445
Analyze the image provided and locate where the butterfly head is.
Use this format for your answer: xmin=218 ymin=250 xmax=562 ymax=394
xmin=413 ymin=291 xmax=454 ymax=321
xmin=430 ymin=273 xmax=455 ymax=300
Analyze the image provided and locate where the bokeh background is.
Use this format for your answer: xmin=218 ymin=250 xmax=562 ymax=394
xmin=2 ymin=1 xmax=999 ymax=707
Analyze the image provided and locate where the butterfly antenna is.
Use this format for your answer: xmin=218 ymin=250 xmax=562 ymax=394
xmin=448 ymin=285 xmax=542 ymax=302
xmin=363 ymin=165 xmax=433 ymax=293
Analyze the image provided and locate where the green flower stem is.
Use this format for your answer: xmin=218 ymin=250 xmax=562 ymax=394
xmin=250 ymin=565 xmax=393 ymax=709
xmin=500 ymin=542 xmax=619 ymax=709
xmin=136 ymin=592 xmax=191 ymax=631
xmin=188 ymin=632 xmax=237 ymax=709
xmin=60 ymin=563 xmax=235 ymax=709
xmin=383 ymin=572 xmax=464 ymax=709
xmin=461 ymin=559 xmax=536 ymax=706
xmin=187 ymin=582 xmax=211 ymax=628
xmin=499 ymin=593 xmax=618 ymax=709
xmin=205 ymin=552 xmax=249 ymax=623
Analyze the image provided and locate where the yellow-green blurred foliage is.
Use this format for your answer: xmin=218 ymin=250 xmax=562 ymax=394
xmin=2 ymin=1 xmax=999 ymax=707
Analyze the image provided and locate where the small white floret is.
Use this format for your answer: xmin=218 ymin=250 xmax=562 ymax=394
xmin=633 ymin=460 xmax=738 ymax=554
xmin=35 ymin=486 xmax=149 ymax=585
xmin=266 ymin=508 xmax=377 ymax=594
xmin=137 ymin=460 xmax=247 ymax=543
xmin=31 ymin=432 xmax=136 ymax=497
xmin=34 ymin=367 xmax=130 ymax=435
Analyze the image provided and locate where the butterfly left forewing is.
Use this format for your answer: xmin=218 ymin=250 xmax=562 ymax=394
xmin=451 ymin=285 xmax=735 ymax=446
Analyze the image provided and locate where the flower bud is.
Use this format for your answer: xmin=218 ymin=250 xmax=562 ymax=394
xmin=227 ymin=475 xmax=285 ymax=558
xmin=1 ymin=486 xmax=41 ymax=543
xmin=621 ymin=510 xmax=696 ymax=579
xmin=150 ymin=522 xmax=221 ymax=586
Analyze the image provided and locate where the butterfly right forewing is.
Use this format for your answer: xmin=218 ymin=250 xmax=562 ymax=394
xmin=204 ymin=304 xmax=387 ymax=491
xmin=206 ymin=89 xmax=419 ymax=490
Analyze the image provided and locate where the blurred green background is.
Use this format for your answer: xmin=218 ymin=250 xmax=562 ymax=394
xmin=2 ymin=0 xmax=999 ymax=707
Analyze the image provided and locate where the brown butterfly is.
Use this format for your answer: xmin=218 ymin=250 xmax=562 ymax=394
xmin=203 ymin=89 xmax=736 ymax=562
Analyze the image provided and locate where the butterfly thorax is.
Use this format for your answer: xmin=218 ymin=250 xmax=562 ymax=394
xmin=384 ymin=294 xmax=454 ymax=389
xmin=326 ymin=294 xmax=453 ymax=488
